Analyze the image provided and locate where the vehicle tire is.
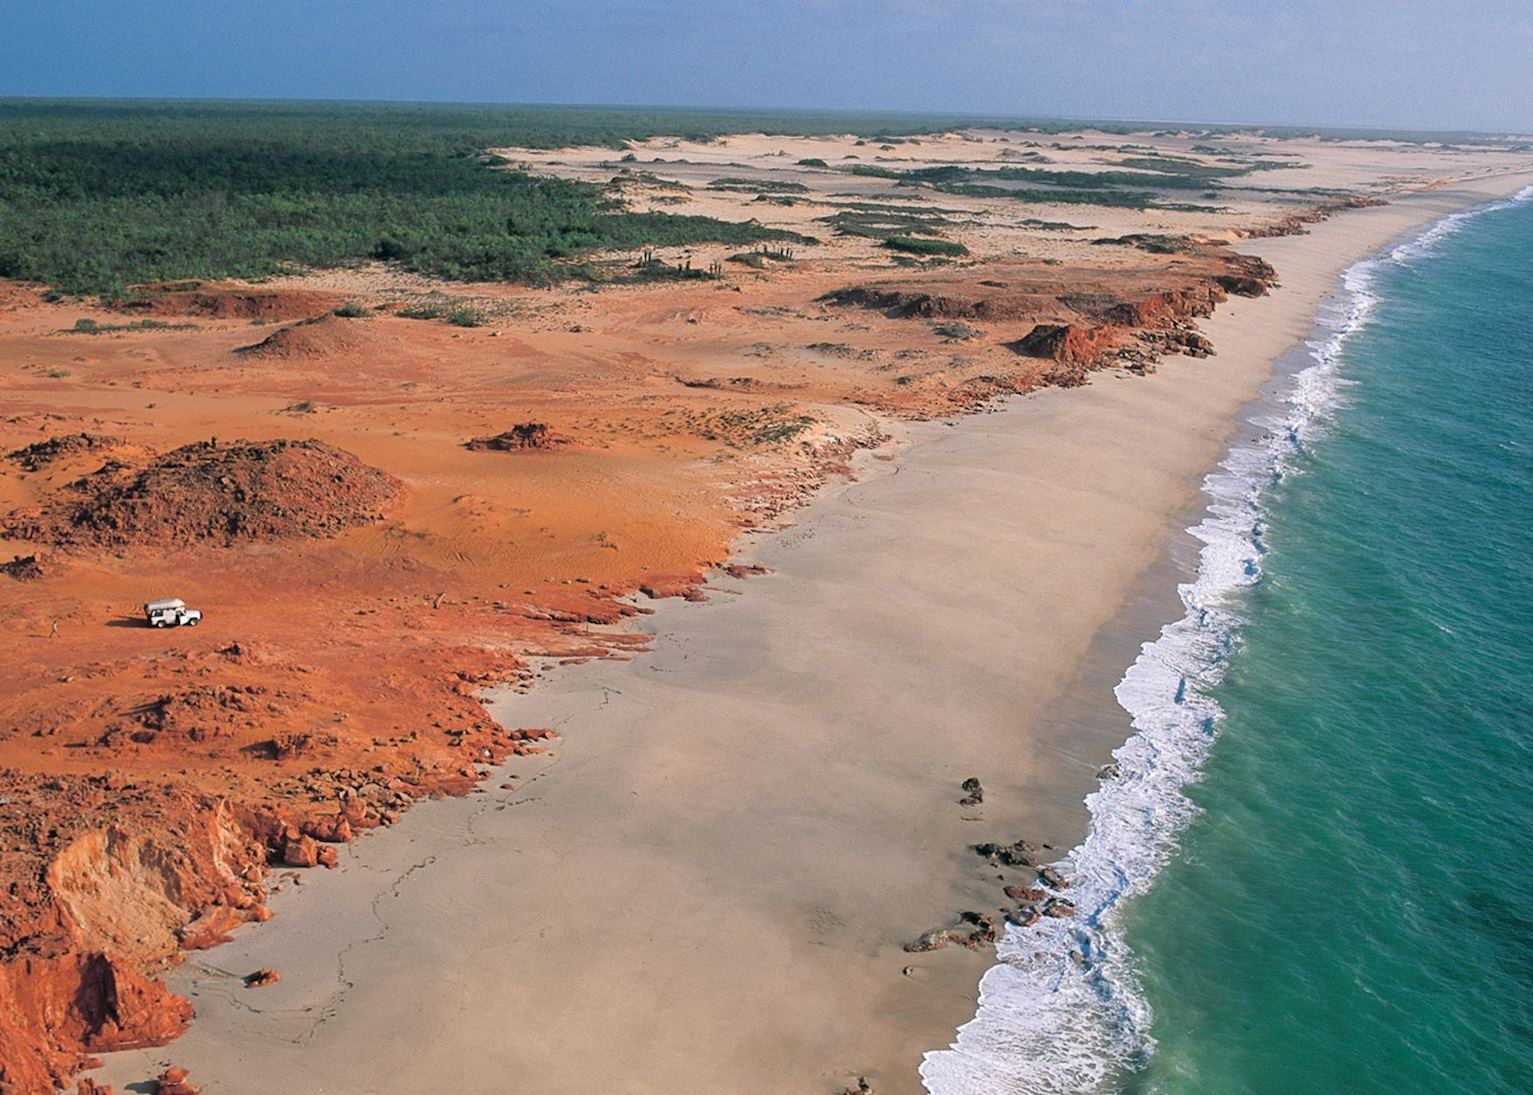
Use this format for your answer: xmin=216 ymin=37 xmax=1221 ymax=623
xmin=187 ymin=618 xmax=199 ymax=626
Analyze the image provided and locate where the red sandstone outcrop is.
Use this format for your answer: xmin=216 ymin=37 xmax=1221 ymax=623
xmin=638 ymin=572 xmax=712 ymax=601
xmin=465 ymin=423 xmax=570 ymax=451
xmin=117 ymin=282 xmax=342 ymax=322
xmin=280 ymin=831 xmax=320 ymax=868
xmin=823 ymin=248 xmax=1275 ymax=385
xmin=1008 ymin=323 xmax=1121 ymax=374
xmin=177 ymin=907 xmax=251 ymax=951
xmin=0 ymin=952 xmax=192 ymax=1094
xmin=153 ymin=1066 xmax=198 ymax=1095
xmin=1237 ymin=195 xmax=1387 ymax=238
xmin=0 ymin=737 xmax=562 ymax=1092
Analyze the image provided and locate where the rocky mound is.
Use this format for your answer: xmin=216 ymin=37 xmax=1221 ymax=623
xmin=1 ymin=554 xmax=44 ymax=581
xmin=1007 ymin=324 xmax=1123 ymax=375
xmin=232 ymin=313 xmax=384 ymax=361
xmin=464 ymin=423 xmax=569 ymax=452
xmin=7 ymin=433 xmax=122 ymax=473
xmin=6 ymin=439 xmax=400 ymax=549
xmin=96 ymin=684 xmax=292 ymax=748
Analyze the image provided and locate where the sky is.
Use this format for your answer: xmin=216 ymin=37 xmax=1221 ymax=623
xmin=2 ymin=0 xmax=1530 ymax=133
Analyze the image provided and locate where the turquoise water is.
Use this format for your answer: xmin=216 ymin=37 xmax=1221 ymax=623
xmin=1128 ymin=194 xmax=1533 ymax=1093
xmin=922 ymin=189 xmax=1533 ymax=1094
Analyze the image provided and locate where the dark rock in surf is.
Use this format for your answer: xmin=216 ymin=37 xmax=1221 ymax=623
xmin=903 ymin=910 xmax=999 ymax=953
xmin=1037 ymin=866 xmax=1069 ymax=890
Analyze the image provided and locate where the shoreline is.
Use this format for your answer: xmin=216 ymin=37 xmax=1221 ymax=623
xmin=90 ymin=169 xmax=1533 ymax=1095
xmin=922 ymin=178 xmax=1533 ymax=1093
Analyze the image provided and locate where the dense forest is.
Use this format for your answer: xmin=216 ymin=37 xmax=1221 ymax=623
xmin=0 ymin=100 xmax=916 ymax=294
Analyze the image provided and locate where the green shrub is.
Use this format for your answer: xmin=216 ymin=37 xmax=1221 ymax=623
xmin=707 ymin=177 xmax=809 ymax=193
xmin=0 ymin=101 xmax=808 ymax=295
xmin=333 ymin=301 xmax=368 ymax=317
xmin=882 ymin=236 xmax=968 ymax=256
xmin=818 ymin=209 xmax=954 ymax=240
xmin=446 ymin=305 xmax=485 ymax=327
xmin=62 ymin=317 xmax=191 ymax=334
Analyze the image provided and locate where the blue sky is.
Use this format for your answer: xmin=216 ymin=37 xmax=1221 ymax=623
xmin=2 ymin=1 xmax=1530 ymax=132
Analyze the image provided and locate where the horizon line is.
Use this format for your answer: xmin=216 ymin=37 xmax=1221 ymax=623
xmin=2 ymin=93 xmax=1528 ymax=142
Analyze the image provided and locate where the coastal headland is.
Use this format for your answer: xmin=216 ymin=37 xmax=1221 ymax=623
xmin=2 ymin=106 xmax=1530 ymax=1093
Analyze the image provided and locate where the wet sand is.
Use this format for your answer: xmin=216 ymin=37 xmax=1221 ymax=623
xmin=93 ymin=171 xmax=1533 ymax=1094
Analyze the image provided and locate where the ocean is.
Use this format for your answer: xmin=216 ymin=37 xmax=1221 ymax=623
xmin=922 ymin=186 xmax=1533 ymax=1093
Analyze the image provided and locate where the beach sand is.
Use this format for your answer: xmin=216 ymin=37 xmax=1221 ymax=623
xmin=92 ymin=172 xmax=1533 ymax=1094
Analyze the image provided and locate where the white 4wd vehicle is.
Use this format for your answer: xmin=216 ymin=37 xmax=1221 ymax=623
xmin=145 ymin=597 xmax=202 ymax=628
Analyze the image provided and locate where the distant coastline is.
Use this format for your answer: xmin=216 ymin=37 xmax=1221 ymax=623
xmin=79 ymin=130 xmax=1533 ymax=1093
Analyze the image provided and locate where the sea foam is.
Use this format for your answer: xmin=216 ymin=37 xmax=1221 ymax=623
xmin=918 ymin=185 xmax=1533 ymax=1094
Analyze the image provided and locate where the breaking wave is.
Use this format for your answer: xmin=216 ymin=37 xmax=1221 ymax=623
xmin=919 ymin=184 xmax=1533 ymax=1094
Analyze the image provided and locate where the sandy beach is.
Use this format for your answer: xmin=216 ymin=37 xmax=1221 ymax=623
xmin=84 ymin=170 xmax=1533 ymax=1094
